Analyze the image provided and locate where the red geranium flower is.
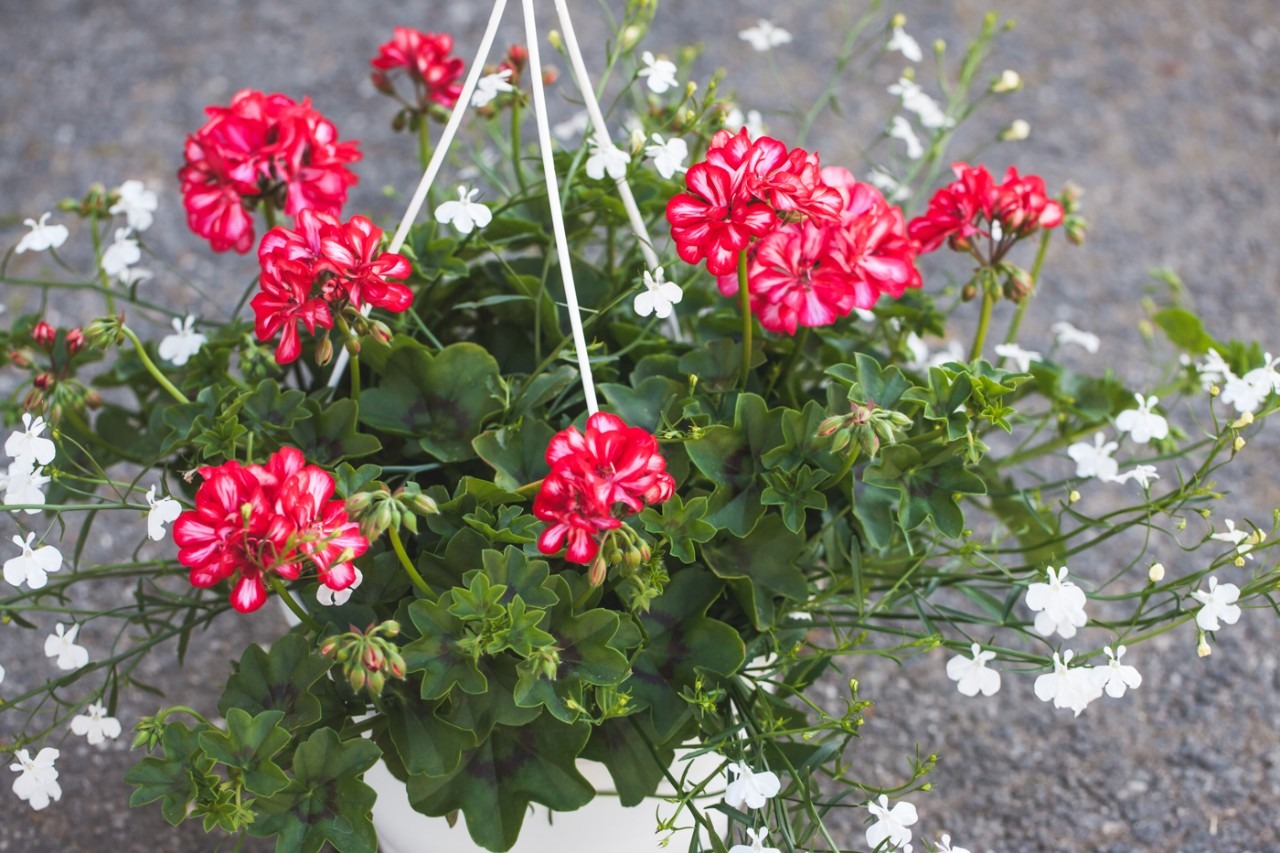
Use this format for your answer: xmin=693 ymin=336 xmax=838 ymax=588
xmin=179 ymin=89 xmax=360 ymax=254
xmin=822 ymin=167 xmax=923 ymax=307
xmin=744 ymin=222 xmax=855 ymax=335
xmin=909 ymin=162 xmax=1062 ymax=255
xmin=370 ymin=27 xmax=465 ymax=110
xmin=172 ymin=447 xmax=369 ymax=614
xmin=254 ymin=211 xmax=413 ymax=363
xmin=534 ymin=413 xmax=675 ymax=565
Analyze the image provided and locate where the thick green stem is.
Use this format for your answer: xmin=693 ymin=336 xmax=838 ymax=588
xmin=738 ymin=250 xmax=753 ymax=391
xmin=262 ymin=196 xmax=277 ymax=231
xmin=969 ymin=280 xmax=995 ymax=362
xmin=267 ymin=574 xmax=322 ymax=633
xmin=417 ymin=117 xmax=436 ymax=213
xmin=121 ymin=325 xmax=189 ymax=404
xmin=387 ymin=523 xmax=432 ymax=595
xmin=1003 ymin=230 xmax=1053 ymax=345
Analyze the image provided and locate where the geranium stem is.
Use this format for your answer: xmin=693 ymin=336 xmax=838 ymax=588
xmin=1003 ymin=229 xmax=1053 ymax=345
xmin=387 ymin=523 xmax=431 ymax=595
xmin=969 ymin=280 xmax=995 ymax=362
xmin=267 ymin=574 xmax=322 ymax=634
xmin=738 ymin=250 xmax=753 ymax=391
xmin=121 ymin=325 xmax=189 ymax=404
xmin=510 ymin=97 xmax=527 ymax=194
xmin=417 ymin=118 xmax=436 ymax=212
xmin=262 ymin=196 xmax=277 ymax=231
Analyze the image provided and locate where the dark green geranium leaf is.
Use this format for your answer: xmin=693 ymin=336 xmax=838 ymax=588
xmin=761 ymin=400 xmax=842 ymax=474
xmin=761 ymin=465 xmax=829 ymax=534
xmin=360 ymin=344 xmax=503 ymax=462
xmin=251 ymin=728 xmax=381 ymax=853
xmin=377 ymin=692 xmax=474 ymax=778
xmin=638 ymin=493 xmax=717 ymax=564
xmin=197 ymin=708 xmax=290 ymax=797
xmin=406 ymin=717 xmax=594 ymax=852
xmin=863 ymin=446 xmax=987 ymax=540
xmin=679 ymin=338 xmax=757 ymax=394
xmin=333 ymin=462 xmax=382 ymax=498
xmin=825 ymin=352 xmax=915 ymax=409
xmin=404 ymin=597 xmax=488 ymax=700
xmin=463 ymin=504 xmax=540 ymax=545
xmin=289 ymin=398 xmax=381 ymax=464
xmin=218 ymin=632 xmax=331 ymax=731
xmin=854 ymin=482 xmax=900 ymax=550
xmin=491 ymin=596 xmax=555 ymax=659
xmin=703 ymin=514 xmax=809 ymax=629
xmin=508 ymin=366 xmax=578 ymax=421
xmin=440 ymin=657 xmax=541 ymax=740
xmin=473 ymin=546 xmax=559 ymax=610
xmin=685 ymin=393 xmax=783 ymax=537
xmin=472 ymin=419 xmax=555 ymax=491
xmin=903 ymin=366 xmax=973 ymax=441
xmin=629 ymin=569 xmax=746 ymax=739
xmin=242 ymin=379 xmax=310 ymax=433
xmin=598 ymin=375 xmax=684 ymax=433
xmin=580 ymin=716 xmax=673 ymax=807
xmin=126 ymin=722 xmax=215 ymax=826
xmin=448 ymin=571 xmax=507 ymax=623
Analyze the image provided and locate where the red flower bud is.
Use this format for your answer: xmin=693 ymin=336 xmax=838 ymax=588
xmin=32 ymin=322 xmax=56 ymax=350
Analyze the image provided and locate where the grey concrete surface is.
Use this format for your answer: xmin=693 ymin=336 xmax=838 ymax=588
xmin=2 ymin=0 xmax=1279 ymax=850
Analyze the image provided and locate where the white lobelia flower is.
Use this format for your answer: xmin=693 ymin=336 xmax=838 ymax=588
xmin=886 ymin=25 xmax=923 ymax=63
xmin=317 ymin=567 xmax=364 ymax=607
xmin=70 ymin=702 xmax=122 ymax=746
xmin=1050 ymin=321 xmax=1101 ymax=354
xmin=633 ymin=267 xmax=684 ymax=320
xmin=145 ymin=485 xmax=182 ymax=542
xmin=16 ymin=213 xmax=70 ymax=254
xmin=889 ymin=116 xmax=924 ymax=160
xmin=738 ymin=19 xmax=793 ymax=52
xmin=157 ymin=314 xmax=207 ymax=367
xmin=888 ymin=77 xmax=953 ymax=129
xmin=1025 ymin=566 xmax=1088 ymax=639
xmin=724 ymin=107 xmax=765 ymax=140
xmin=552 ymin=111 xmax=590 ymax=142
xmin=1191 ymin=577 xmax=1242 ymax=632
xmin=1034 ymin=649 xmax=1105 ymax=716
xmin=585 ymin=138 xmax=631 ymax=181
xmin=1114 ymin=393 xmax=1169 ymax=444
xmin=109 ymin=179 xmax=158 ymax=233
xmin=644 ymin=134 xmax=689 ymax=179
xmin=1066 ymin=432 xmax=1119 ymax=482
xmin=1194 ymin=348 xmax=1234 ymax=391
xmin=9 ymin=747 xmax=62 ymax=811
xmin=637 ymin=51 xmax=679 ymax=94
xmin=945 ymin=643 xmax=1001 ymax=697
xmin=724 ymin=762 xmax=781 ymax=810
xmin=434 ymin=187 xmax=493 ymax=235
xmin=866 ymin=794 xmax=918 ymax=851
xmin=3 ymin=460 xmax=51 ymax=514
xmin=4 ymin=532 xmax=63 ymax=590
xmin=116 ymin=265 xmax=153 ymax=288
xmin=45 ymin=622 xmax=89 ymax=671
xmin=729 ymin=827 xmax=780 ymax=853
xmin=5 ymin=413 xmax=56 ymax=468
xmin=471 ymin=68 xmax=515 ymax=107
xmin=993 ymin=342 xmax=1042 ymax=373
xmin=936 ymin=834 xmax=972 ymax=853
xmin=100 ymin=227 xmax=141 ymax=279
xmin=1095 ymin=645 xmax=1142 ymax=698
xmin=1113 ymin=464 xmax=1160 ymax=489
xmin=1210 ymin=518 xmax=1253 ymax=560
xmin=1221 ymin=353 xmax=1280 ymax=414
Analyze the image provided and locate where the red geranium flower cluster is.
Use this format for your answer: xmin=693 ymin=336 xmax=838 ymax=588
xmin=533 ymin=413 xmax=676 ymax=566
xmin=667 ymin=128 xmax=843 ymax=277
xmin=179 ymin=89 xmax=361 ymax=254
xmin=909 ymin=162 xmax=1064 ymax=254
xmin=172 ymin=447 xmax=368 ymax=614
xmin=370 ymin=27 xmax=465 ymax=111
xmin=252 ymin=210 xmax=412 ymax=364
xmin=718 ymin=167 xmax=923 ymax=335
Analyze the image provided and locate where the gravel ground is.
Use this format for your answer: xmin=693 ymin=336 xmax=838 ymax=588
xmin=2 ymin=1 xmax=1279 ymax=851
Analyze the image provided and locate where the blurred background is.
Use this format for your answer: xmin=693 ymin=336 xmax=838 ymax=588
xmin=1 ymin=1 xmax=1278 ymax=850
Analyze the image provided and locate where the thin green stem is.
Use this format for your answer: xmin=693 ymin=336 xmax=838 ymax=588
xmin=120 ymin=325 xmax=189 ymax=404
xmin=267 ymin=574 xmax=322 ymax=633
xmin=89 ymin=214 xmax=116 ymax=315
xmin=969 ymin=279 xmax=996 ymax=362
xmin=1003 ymin=230 xmax=1053 ymax=345
xmin=738 ymin=250 xmax=753 ymax=392
xmin=387 ymin=524 xmax=432 ymax=596
xmin=510 ymin=98 xmax=528 ymax=194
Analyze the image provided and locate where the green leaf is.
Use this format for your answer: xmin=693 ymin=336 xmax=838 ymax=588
xmin=126 ymin=722 xmax=214 ymax=826
xmin=475 ymin=546 xmax=560 ymax=610
xmin=333 ymin=462 xmax=382 ymax=498
xmin=761 ymin=400 xmax=842 ymax=474
xmin=685 ymin=393 xmax=783 ymax=537
xmin=472 ymin=420 xmax=555 ymax=491
xmin=406 ymin=717 xmax=594 ymax=852
xmin=598 ymin=376 xmax=684 ymax=433
xmin=638 ymin=493 xmax=717 ymax=564
xmin=359 ymin=344 xmax=503 ymax=462
xmin=242 ymin=379 xmax=310 ymax=432
xmin=1154 ymin=306 xmax=1221 ymax=354
xmin=629 ymin=569 xmax=746 ymax=739
xmin=825 ymin=352 xmax=915 ymax=409
xmin=403 ymin=598 xmax=488 ymax=700
xmin=197 ymin=708 xmax=290 ymax=797
xmin=289 ymin=398 xmax=381 ymax=464
xmin=761 ymin=465 xmax=829 ymax=534
xmin=251 ymin=728 xmax=381 ymax=853
xmin=863 ymin=446 xmax=987 ymax=540
xmin=679 ymin=338 xmax=755 ymax=394
xmin=378 ymin=692 xmax=474 ymax=778
xmin=580 ymin=717 xmax=672 ymax=807
xmin=218 ymin=632 xmax=332 ymax=731
xmin=703 ymin=514 xmax=809 ymax=629
xmin=904 ymin=367 xmax=973 ymax=441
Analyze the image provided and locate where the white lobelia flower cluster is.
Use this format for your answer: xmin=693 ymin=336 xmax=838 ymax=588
xmin=101 ymin=180 xmax=158 ymax=285
xmin=723 ymin=763 xmax=782 ymax=853
xmin=862 ymin=792 xmax=974 ymax=853
xmin=1189 ymin=348 xmax=1280 ymax=415
xmin=1065 ymin=391 xmax=1172 ymax=492
xmin=4 ymin=413 xmax=55 ymax=514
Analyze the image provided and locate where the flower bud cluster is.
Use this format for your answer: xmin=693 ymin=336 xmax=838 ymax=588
xmin=321 ymin=620 xmax=407 ymax=697
xmin=347 ymin=481 xmax=439 ymax=539
xmin=818 ymin=401 xmax=913 ymax=460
